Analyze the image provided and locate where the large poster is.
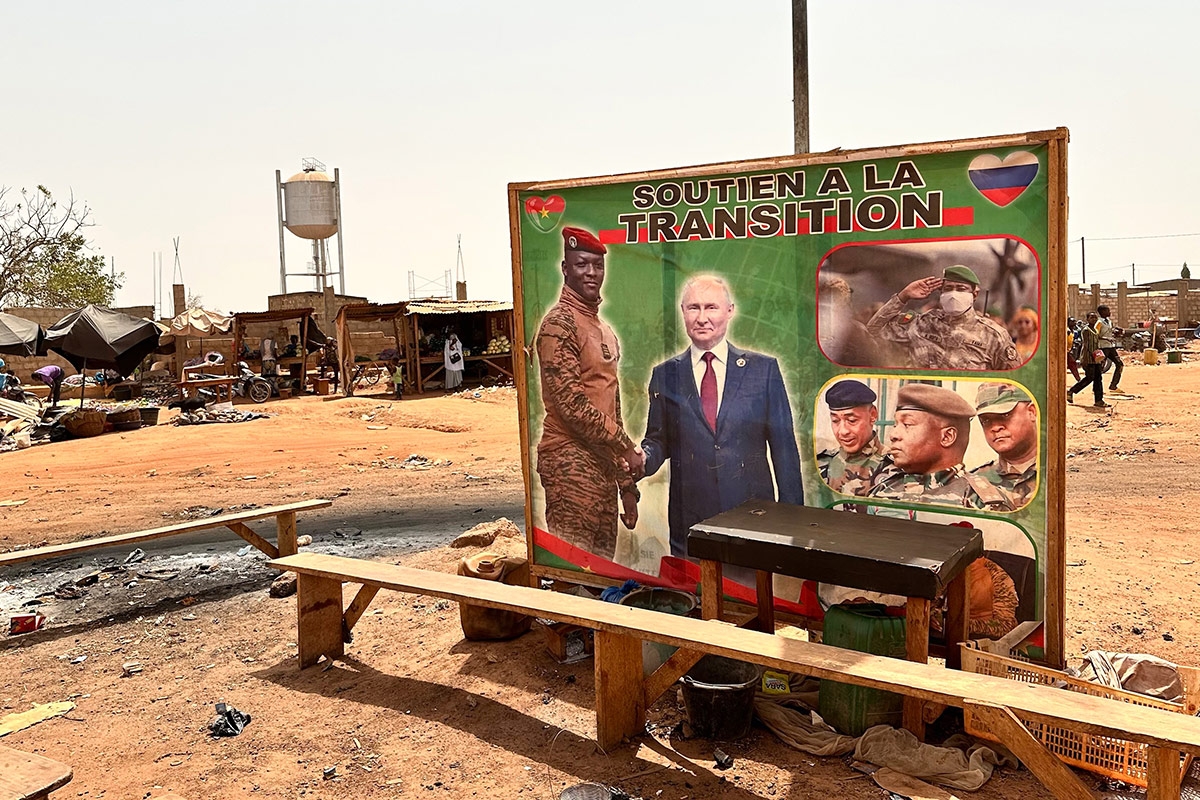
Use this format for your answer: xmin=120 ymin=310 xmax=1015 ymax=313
xmin=509 ymin=131 xmax=1067 ymax=658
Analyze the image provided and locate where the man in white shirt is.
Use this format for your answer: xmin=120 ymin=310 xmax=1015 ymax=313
xmin=639 ymin=275 xmax=802 ymax=557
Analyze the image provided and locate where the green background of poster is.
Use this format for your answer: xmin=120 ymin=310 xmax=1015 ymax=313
xmin=514 ymin=141 xmax=1051 ymax=618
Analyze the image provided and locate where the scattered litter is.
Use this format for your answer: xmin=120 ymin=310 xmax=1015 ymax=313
xmin=0 ymin=701 xmax=75 ymax=736
xmin=713 ymin=747 xmax=734 ymax=770
xmin=123 ymin=548 xmax=146 ymax=565
xmin=53 ymin=583 xmax=85 ymax=600
xmin=296 ymin=534 xmax=313 ymax=547
xmin=365 ymin=425 xmax=388 ymax=431
xmin=240 ymin=475 xmax=259 ymax=481
xmin=323 ymin=766 xmax=337 ymax=780
xmin=0 ymin=499 xmax=28 ymax=508
xmin=559 ymin=783 xmax=612 ymax=800
xmin=137 ymin=568 xmax=180 ymax=581
xmin=122 ymin=661 xmax=143 ymax=677
xmin=182 ymin=614 xmax=197 ymax=621
xmin=70 ymin=655 xmax=87 ymax=665
xmin=331 ymin=527 xmax=361 ymax=538
xmin=209 ymin=703 xmax=251 ymax=737
xmin=177 ymin=409 xmax=270 ymax=425
xmin=8 ymin=612 xmax=46 ymax=635
xmin=236 ymin=545 xmax=252 ymax=557
xmin=368 ymin=453 xmax=450 ymax=470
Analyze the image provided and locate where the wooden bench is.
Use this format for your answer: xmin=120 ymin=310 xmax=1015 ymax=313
xmin=270 ymin=552 xmax=1200 ymax=800
xmin=0 ymin=744 xmax=72 ymax=799
xmin=0 ymin=500 xmax=332 ymax=568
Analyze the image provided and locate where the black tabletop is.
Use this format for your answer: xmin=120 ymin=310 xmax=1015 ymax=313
xmin=687 ymin=500 xmax=984 ymax=599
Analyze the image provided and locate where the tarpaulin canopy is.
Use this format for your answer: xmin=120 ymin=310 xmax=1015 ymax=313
xmin=0 ymin=311 xmax=46 ymax=357
xmin=44 ymin=304 xmax=162 ymax=377
xmin=161 ymin=307 xmax=234 ymax=343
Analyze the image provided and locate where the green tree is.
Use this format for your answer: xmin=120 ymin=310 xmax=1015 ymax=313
xmin=0 ymin=184 xmax=122 ymax=308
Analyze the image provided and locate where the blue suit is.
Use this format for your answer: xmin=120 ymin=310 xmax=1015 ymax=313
xmin=641 ymin=344 xmax=803 ymax=557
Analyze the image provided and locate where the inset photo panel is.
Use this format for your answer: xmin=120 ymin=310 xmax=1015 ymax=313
xmin=817 ymin=236 xmax=1041 ymax=371
xmin=815 ymin=375 xmax=1039 ymax=512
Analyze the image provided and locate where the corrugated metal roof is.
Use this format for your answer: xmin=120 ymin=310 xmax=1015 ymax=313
xmin=406 ymin=299 xmax=512 ymax=315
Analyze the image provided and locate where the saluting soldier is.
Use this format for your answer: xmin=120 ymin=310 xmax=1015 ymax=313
xmin=869 ymin=383 xmax=1013 ymax=511
xmin=971 ymin=382 xmax=1038 ymax=509
xmin=536 ymin=226 xmax=644 ymax=559
xmin=817 ymin=379 xmax=890 ymax=497
xmin=866 ymin=265 xmax=1022 ymax=371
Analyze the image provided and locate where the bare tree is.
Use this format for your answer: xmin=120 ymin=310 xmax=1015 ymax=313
xmin=0 ymin=185 xmax=122 ymax=308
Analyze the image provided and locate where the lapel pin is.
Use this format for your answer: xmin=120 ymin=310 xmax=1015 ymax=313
xmin=736 ymin=357 xmax=746 ymax=367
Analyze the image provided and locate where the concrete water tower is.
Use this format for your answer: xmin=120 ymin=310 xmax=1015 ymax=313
xmin=275 ymin=158 xmax=345 ymax=294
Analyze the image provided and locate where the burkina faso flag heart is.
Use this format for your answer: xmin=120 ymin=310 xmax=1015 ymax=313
xmin=524 ymin=195 xmax=565 ymax=232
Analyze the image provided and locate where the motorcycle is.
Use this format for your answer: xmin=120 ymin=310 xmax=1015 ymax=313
xmin=232 ymin=361 xmax=273 ymax=404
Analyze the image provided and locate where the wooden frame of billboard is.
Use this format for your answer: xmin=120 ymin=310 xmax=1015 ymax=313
xmin=508 ymin=128 xmax=1069 ymax=668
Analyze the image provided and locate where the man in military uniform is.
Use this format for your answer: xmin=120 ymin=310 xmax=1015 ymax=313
xmin=869 ymin=383 xmax=1013 ymax=511
xmin=817 ymin=379 xmax=890 ymax=497
xmin=866 ymin=265 xmax=1022 ymax=370
xmin=536 ymin=226 xmax=644 ymax=560
xmin=971 ymin=382 xmax=1038 ymax=509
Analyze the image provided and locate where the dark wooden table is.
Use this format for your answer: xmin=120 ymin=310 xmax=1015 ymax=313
xmin=688 ymin=499 xmax=984 ymax=737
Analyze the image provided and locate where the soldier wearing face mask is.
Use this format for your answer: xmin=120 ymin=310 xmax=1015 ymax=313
xmin=866 ymin=265 xmax=1021 ymax=371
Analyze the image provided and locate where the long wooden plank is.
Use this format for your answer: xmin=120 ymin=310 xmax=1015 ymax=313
xmin=0 ymin=744 xmax=72 ymax=800
xmin=271 ymin=553 xmax=1200 ymax=756
xmin=964 ymin=702 xmax=1093 ymax=800
xmin=0 ymin=500 xmax=332 ymax=567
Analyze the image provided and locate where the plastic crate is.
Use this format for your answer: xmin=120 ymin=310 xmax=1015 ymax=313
xmin=961 ymin=643 xmax=1200 ymax=787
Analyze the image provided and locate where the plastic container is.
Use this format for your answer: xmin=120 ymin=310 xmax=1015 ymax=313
xmin=1144 ymin=348 xmax=1159 ymax=365
xmin=681 ymin=655 xmax=760 ymax=740
xmin=1166 ymin=349 xmax=1183 ymax=364
xmin=818 ymin=604 xmax=907 ymax=736
xmin=619 ymin=588 xmax=697 ymax=675
xmin=139 ymin=407 xmax=162 ymax=426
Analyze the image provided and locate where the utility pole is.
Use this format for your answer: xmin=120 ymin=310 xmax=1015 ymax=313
xmin=1132 ymin=263 xmax=1136 ymax=286
xmin=1080 ymin=236 xmax=1086 ymax=284
xmin=792 ymin=0 xmax=809 ymax=154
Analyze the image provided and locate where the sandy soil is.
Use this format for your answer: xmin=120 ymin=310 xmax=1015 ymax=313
xmin=1 ymin=360 xmax=1199 ymax=800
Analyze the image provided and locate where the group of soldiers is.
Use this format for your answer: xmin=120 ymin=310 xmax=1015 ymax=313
xmin=818 ymin=378 xmax=1037 ymax=513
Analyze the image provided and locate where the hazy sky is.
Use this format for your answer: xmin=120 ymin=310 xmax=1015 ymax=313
xmin=5 ymin=1 xmax=1197 ymax=313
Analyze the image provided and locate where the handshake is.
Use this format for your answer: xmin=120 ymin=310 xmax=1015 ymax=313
xmin=620 ymin=444 xmax=646 ymax=481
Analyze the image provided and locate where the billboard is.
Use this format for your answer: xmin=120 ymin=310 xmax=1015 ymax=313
xmin=509 ymin=130 xmax=1068 ymax=664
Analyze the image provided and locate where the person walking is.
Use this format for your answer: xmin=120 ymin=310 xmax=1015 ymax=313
xmin=1095 ymin=305 xmax=1124 ymax=392
xmin=1067 ymin=312 xmax=1107 ymax=407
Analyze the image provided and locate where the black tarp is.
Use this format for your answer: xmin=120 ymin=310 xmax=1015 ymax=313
xmin=44 ymin=305 xmax=161 ymax=377
xmin=0 ymin=312 xmax=46 ymax=357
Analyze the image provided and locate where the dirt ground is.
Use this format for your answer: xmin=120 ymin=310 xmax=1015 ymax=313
xmin=1 ymin=358 xmax=1199 ymax=800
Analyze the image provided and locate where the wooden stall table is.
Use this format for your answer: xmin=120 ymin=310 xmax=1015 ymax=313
xmin=688 ymin=500 xmax=983 ymax=738
xmin=176 ymin=376 xmax=236 ymax=404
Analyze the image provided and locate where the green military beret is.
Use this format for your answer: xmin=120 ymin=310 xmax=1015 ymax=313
xmin=895 ymin=383 xmax=976 ymax=419
xmin=974 ymin=381 xmax=1034 ymax=415
xmin=943 ymin=265 xmax=980 ymax=286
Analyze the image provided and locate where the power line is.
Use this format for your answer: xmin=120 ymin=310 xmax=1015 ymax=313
xmin=1084 ymin=232 xmax=1200 ymax=242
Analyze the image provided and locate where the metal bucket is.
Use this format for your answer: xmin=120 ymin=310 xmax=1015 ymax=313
xmin=1166 ymin=349 xmax=1183 ymax=364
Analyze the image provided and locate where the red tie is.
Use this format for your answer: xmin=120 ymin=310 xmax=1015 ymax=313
xmin=700 ymin=351 xmax=717 ymax=431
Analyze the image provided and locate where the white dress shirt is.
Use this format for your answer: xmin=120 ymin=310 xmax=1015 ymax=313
xmin=690 ymin=338 xmax=729 ymax=416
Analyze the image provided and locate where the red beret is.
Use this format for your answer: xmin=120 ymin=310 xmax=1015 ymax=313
xmin=562 ymin=226 xmax=606 ymax=255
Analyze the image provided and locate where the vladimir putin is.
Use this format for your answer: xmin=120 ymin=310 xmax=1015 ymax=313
xmin=640 ymin=275 xmax=803 ymax=557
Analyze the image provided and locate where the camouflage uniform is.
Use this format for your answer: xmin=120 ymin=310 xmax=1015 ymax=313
xmin=866 ymin=294 xmax=1022 ymax=370
xmin=818 ymin=433 xmax=889 ymax=497
xmin=536 ymin=286 xmax=637 ymax=559
xmin=867 ymin=463 xmax=1014 ymax=512
xmin=971 ymin=457 xmax=1036 ymax=510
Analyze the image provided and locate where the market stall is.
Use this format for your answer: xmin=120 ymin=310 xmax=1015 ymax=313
xmin=333 ymin=301 xmax=409 ymax=397
xmin=231 ymin=308 xmax=326 ymax=393
xmin=405 ymin=299 xmax=513 ymax=393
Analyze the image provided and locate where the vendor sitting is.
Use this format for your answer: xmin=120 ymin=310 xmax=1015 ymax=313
xmin=282 ymin=335 xmax=300 ymax=358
